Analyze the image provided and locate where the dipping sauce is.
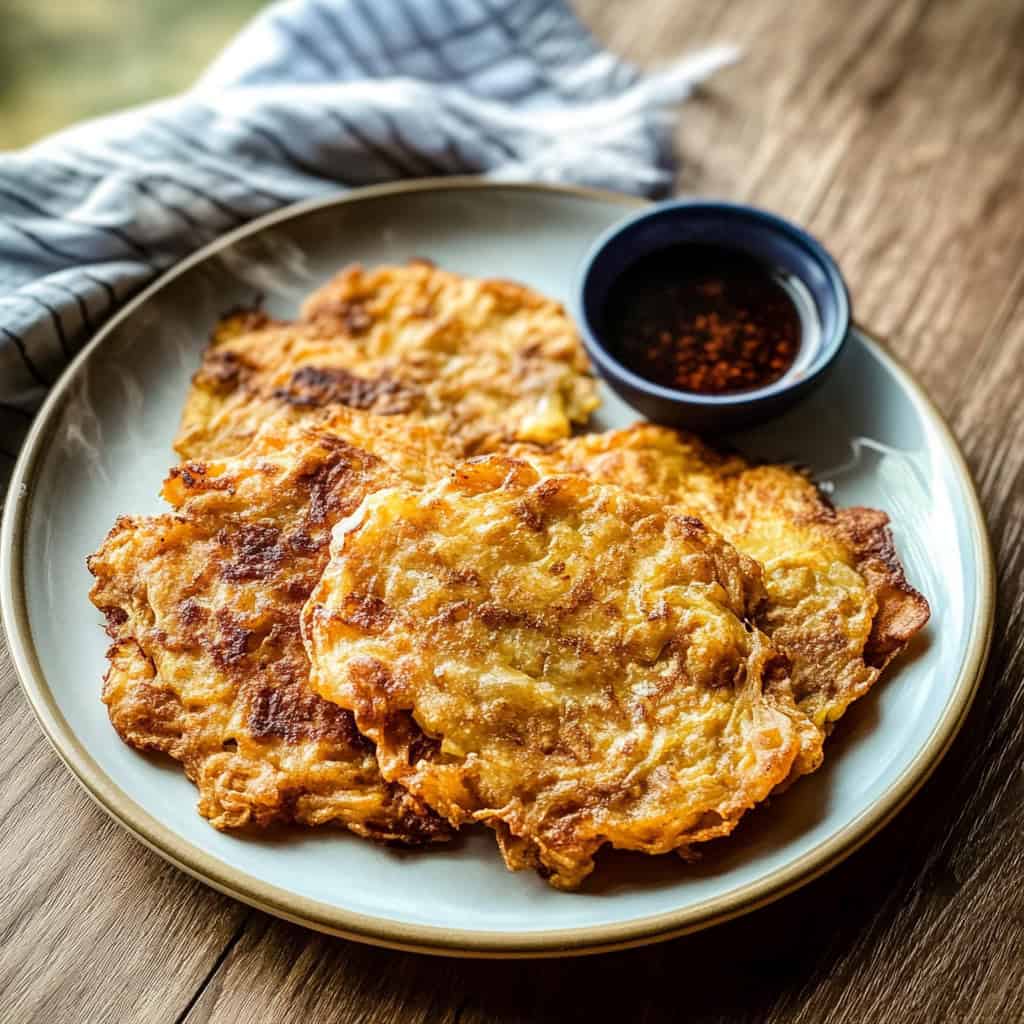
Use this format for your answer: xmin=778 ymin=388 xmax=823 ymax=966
xmin=602 ymin=244 xmax=802 ymax=395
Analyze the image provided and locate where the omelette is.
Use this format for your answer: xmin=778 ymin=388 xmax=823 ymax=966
xmin=88 ymin=410 xmax=455 ymax=840
xmin=508 ymin=424 xmax=931 ymax=780
xmin=302 ymin=455 xmax=808 ymax=889
xmin=175 ymin=260 xmax=599 ymax=461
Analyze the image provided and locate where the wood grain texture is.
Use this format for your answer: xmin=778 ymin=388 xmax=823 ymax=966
xmin=0 ymin=633 xmax=250 ymax=1024
xmin=3 ymin=1 xmax=1024 ymax=1021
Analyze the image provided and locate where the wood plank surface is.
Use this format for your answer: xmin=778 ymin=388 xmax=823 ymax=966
xmin=0 ymin=632 xmax=250 ymax=1024
xmin=3 ymin=1 xmax=1024 ymax=1021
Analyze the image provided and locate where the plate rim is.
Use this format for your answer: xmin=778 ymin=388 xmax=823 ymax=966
xmin=0 ymin=177 xmax=996 ymax=958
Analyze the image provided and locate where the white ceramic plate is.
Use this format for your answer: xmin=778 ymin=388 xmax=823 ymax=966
xmin=1 ymin=180 xmax=994 ymax=957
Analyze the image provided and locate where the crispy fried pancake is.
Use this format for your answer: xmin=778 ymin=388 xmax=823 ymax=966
xmin=167 ymin=404 xmax=460 ymax=509
xmin=302 ymin=455 xmax=807 ymax=889
xmin=88 ymin=417 xmax=453 ymax=841
xmin=175 ymin=261 xmax=599 ymax=460
xmin=508 ymin=424 xmax=930 ymax=778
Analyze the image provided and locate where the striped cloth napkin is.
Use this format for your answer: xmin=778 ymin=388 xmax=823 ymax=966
xmin=0 ymin=0 xmax=735 ymax=473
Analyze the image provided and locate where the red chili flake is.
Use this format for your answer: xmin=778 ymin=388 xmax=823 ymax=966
xmin=603 ymin=245 xmax=802 ymax=396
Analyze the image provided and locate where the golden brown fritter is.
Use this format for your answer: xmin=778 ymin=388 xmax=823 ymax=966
xmin=175 ymin=261 xmax=599 ymax=460
xmin=88 ymin=417 xmax=453 ymax=841
xmin=508 ymin=424 xmax=930 ymax=779
xmin=165 ymin=404 xmax=460 ymax=510
xmin=302 ymin=455 xmax=807 ymax=889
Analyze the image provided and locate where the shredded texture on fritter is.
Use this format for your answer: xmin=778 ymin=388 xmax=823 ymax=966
xmin=508 ymin=424 xmax=930 ymax=779
xmin=303 ymin=455 xmax=806 ymax=889
xmin=90 ymin=251 xmax=929 ymax=881
xmin=88 ymin=417 xmax=453 ymax=842
xmin=175 ymin=261 xmax=599 ymax=460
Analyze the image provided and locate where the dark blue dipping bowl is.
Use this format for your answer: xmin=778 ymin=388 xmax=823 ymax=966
xmin=575 ymin=200 xmax=851 ymax=433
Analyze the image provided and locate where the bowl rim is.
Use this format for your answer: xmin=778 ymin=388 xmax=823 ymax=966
xmin=574 ymin=198 xmax=852 ymax=408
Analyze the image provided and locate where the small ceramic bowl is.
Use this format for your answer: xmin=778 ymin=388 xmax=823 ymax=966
xmin=574 ymin=200 xmax=851 ymax=432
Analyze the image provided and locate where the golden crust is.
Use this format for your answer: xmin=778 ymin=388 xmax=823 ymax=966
xmin=92 ymin=244 xmax=928 ymax=879
xmin=88 ymin=419 xmax=453 ymax=842
xmin=175 ymin=261 xmax=599 ymax=460
xmin=302 ymin=455 xmax=806 ymax=889
xmin=507 ymin=424 xmax=930 ymax=779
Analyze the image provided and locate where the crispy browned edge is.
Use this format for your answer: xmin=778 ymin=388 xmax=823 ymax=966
xmin=835 ymin=506 xmax=931 ymax=669
xmin=678 ymin=434 xmax=931 ymax=676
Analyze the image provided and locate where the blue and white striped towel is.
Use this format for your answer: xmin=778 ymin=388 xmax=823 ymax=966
xmin=0 ymin=0 xmax=735 ymax=470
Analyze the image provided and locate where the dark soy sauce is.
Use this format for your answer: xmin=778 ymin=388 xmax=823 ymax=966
xmin=603 ymin=244 xmax=804 ymax=395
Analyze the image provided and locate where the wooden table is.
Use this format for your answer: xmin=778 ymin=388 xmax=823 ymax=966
xmin=4 ymin=1 xmax=1023 ymax=1020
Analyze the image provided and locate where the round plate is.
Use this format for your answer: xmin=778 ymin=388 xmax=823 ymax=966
xmin=1 ymin=180 xmax=994 ymax=957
